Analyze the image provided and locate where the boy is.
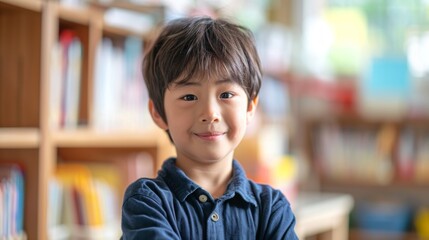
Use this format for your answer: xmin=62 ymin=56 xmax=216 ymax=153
xmin=121 ymin=16 xmax=298 ymax=239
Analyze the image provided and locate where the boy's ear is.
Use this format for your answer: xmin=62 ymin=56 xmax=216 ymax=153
xmin=246 ymin=96 xmax=258 ymax=124
xmin=148 ymin=99 xmax=168 ymax=130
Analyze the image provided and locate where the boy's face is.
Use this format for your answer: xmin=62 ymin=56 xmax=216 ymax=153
xmin=149 ymin=77 xmax=257 ymax=165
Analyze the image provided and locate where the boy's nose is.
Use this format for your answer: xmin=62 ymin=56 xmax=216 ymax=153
xmin=201 ymin=114 xmax=220 ymax=123
xmin=199 ymin=100 xmax=220 ymax=123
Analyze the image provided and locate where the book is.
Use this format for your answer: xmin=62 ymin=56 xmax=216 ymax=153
xmin=48 ymin=178 xmax=64 ymax=227
xmin=57 ymin=30 xmax=82 ymax=129
xmin=49 ymin=42 xmax=63 ymax=129
xmin=64 ymin=37 xmax=82 ymax=128
xmin=0 ymin=164 xmax=25 ymax=239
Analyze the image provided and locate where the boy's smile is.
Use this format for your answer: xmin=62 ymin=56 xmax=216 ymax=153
xmin=149 ymin=77 xmax=257 ymax=167
xmin=194 ymin=131 xmax=226 ymax=141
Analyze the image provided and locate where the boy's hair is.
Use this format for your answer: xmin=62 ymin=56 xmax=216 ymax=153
xmin=143 ymin=16 xmax=262 ymax=123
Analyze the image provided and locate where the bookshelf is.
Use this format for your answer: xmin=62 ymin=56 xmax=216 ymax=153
xmin=0 ymin=0 xmax=172 ymax=239
xmin=300 ymin=112 xmax=429 ymax=237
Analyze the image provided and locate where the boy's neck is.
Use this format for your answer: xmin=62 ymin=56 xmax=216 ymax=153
xmin=176 ymin=156 xmax=233 ymax=199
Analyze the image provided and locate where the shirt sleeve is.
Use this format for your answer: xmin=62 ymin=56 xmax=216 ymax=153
xmin=121 ymin=193 xmax=181 ymax=240
xmin=261 ymin=191 xmax=299 ymax=240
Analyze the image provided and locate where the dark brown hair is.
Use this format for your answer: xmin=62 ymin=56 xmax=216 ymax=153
xmin=143 ymin=16 xmax=262 ymax=122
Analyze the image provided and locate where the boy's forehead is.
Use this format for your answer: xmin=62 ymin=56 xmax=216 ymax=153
xmin=171 ymin=64 xmax=232 ymax=86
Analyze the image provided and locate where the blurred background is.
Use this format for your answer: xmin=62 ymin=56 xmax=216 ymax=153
xmin=1 ymin=0 xmax=429 ymax=239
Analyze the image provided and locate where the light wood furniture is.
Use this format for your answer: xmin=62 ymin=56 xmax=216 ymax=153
xmin=295 ymin=192 xmax=354 ymax=240
xmin=0 ymin=1 xmax=172 ymax=239
xmin=298 ymin=112 xmax=429 ymax=237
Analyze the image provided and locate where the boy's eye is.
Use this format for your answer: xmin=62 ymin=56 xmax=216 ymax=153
xmin=181 ymin=94 xmax=198 ymax=101
xmin=220 ymin=92 xmax=234 ymax=99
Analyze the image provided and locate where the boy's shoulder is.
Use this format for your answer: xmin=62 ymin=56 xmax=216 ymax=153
xmin=246 ymin=178 xmax=291 ymax=207
xmin=123 ymin=177 xmax=171 ymax=203
xmin=230 ymin=160 xmax=291 ymax=207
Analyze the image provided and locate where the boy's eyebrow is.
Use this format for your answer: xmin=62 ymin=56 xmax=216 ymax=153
xmin=172 ymin=78 xmax=234 ymax=88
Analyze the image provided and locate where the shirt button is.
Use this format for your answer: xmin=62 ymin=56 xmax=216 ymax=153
xmin=198 ymin=194 xmax=208 ymax=203
xmin=211 ymin=212 xmax=219 ymax=222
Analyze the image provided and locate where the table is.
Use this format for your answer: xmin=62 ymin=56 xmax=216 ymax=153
xmin=294 ymin=192 xmax=354 ymax=240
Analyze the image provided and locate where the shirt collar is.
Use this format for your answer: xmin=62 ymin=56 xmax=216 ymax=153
xmin=226 ymin=160 xmax=257 ymax=207
xmin=158 ymin=158 xmax=257 ymax=207
xmin=158 ymin=158 xmax=200 ymax=202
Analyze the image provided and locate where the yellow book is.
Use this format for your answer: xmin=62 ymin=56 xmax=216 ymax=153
xmin=56 ymin=164 xmax=103 ymax=226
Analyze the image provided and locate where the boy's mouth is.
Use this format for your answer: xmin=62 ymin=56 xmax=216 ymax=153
xmin=194 ymin=132 xmax=225 ymax=140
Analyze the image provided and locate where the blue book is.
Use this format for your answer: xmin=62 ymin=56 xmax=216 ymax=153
xmin=13 ymin=166 xmax=24 ymax=234
xmin=0 ymin=165 xmax=25 ymax=237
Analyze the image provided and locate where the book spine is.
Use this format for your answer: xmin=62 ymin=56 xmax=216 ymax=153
xmin=0 ymin=165 xmax=25 ymax=238
xmin=58 ymin=30 xmax=82 ymax=129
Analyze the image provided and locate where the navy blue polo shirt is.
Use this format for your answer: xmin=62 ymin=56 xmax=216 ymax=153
xmin=121 ymin=158 xmax=298 ymax=239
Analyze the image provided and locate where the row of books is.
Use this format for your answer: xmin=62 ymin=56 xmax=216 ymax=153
xmin=93 ymin=36 xmax=153 ymax=131
xmin=397 ymin=127 xmax=429 ymax=183
xmin=312 ymin=123 xmax=429 ymax=184
xmin=48 ymin=153 xmax=154 ymax=239
xmin=50 ymin=29 xmax=154 ymax=131
xmin=0 ymin=164 xmax=25 ymax=239
xmin=49 ymin=163 xmax=121 ymax=239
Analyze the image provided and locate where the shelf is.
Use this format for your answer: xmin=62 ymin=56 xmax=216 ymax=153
xmin=103 ymin=24 xmax=149 ymax=38
xmin=58 ymin=4 xmax=92 ymax=25
xmin=320 ymin=177 xmax=429 ymax=189
xmin=0 ymin=0 xmax=42 ymax=12
xmin=350 ymin=229 xmax=419 ymax=240
xmin=0 ymin=128 xmax=40 ymax=148
xmin=304 ymin=111 xmax=429 ymax=126
xmin=52 ymin=128 xmax=165 ymax=147
xmin=319 ymin=180 xmax=429 ymax=207
xmin=91 ymin=1 xmax=165 ymax=15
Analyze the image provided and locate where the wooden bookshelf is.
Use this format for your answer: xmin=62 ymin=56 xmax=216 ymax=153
xmin=0 ymin=1 xmax=43 ymax=238
xmin=0 ymin=1 xmax=170 ymax=239
xmin=299 ymin=111 xmax=429 ymax=237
